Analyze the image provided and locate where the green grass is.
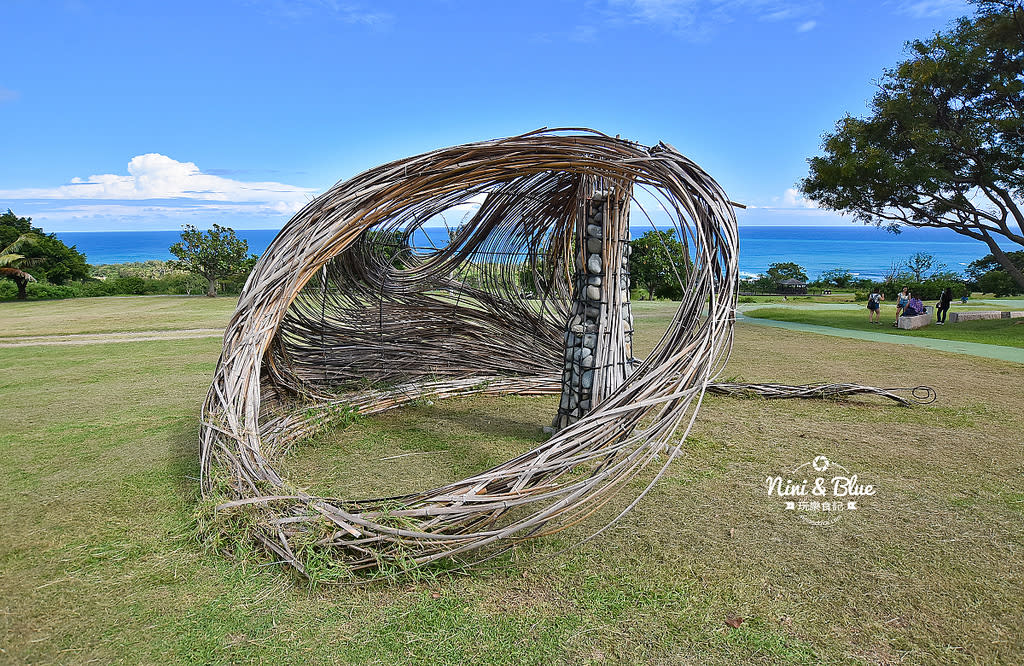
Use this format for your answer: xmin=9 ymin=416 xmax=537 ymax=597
xmin=0 ymin=295 xmax=239 ymax=337
xmin=745 ymin=305 xmax=1024 ymax=348
xmin=1 ymin=298 xmax=1023 ymax=663
xmin=736 ymin=292 xmax=860 ymax=305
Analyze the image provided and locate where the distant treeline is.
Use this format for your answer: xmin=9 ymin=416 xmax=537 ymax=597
xmin=739 ymin=252 xmax=1024 ymax=300
xmin=0 ymin=259 xmax=250 ymax=301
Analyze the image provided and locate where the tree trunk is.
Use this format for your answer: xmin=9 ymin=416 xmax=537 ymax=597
xmin=981 ymin=234 xmax=1024 ymax=293
xmin=206 ymin=277 xmax=217 ymax=297
xmin=16 ymin=277 xmax=27 ymax=300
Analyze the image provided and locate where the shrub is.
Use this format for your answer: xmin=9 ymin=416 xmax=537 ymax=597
xmin=106 ymin=276 xmax=147 ymax=295
xmin=975 ymin=270 xmax=1022 ymax=297
xmin=25 ymin=282 xmax=81 ymax=300
xmin=883 ymin=278 xmax=967 ymax=301
xmin=79 ymin=280 xmax=116 ymax=297
xmin=653 ymin=281 xmax=683 ymax=300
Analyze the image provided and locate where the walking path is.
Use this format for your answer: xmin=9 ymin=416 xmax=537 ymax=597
xmin=737 ymin=305 xmax=1024 ymax=364
xmin=0 ymin=328 xmax=224 ymax=348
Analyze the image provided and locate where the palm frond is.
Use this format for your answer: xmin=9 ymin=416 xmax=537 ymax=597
xmin=0 ymin=266 xmax=37 ymax=282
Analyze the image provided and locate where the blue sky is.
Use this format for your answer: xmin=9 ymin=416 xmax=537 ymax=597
xmin=1 ymin=0 xmax=970 ymax=231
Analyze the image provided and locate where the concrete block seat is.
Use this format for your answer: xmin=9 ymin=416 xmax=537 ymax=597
xmin=898 ymin=305 xmax=933 ymax=330
xmin=949 ymin=310 xmax=1024 ymax=323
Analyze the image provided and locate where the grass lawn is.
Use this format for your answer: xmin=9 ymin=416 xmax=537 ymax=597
xmin=737 ymin=293 xmax=861 ymax=305
xmin=0 ymin=295 xmax=239 ymax=337
xmin=1 ymin=297 xmax=1023 ymax=664
xmin=745 ymin=305 xmax=1024 ymax=349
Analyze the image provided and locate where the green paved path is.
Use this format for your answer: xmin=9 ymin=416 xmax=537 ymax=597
xmin=737 ymin=305 xmax=1024 ymax=364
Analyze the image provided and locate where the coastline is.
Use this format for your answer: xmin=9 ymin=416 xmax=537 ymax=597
xmin=55 ymin=225 xmax=1006 ymax=281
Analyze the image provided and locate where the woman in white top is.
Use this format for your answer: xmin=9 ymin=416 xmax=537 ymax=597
xmin=893 ymin=287 xmax=909 ymax=326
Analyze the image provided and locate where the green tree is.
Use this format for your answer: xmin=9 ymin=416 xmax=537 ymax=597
xmin=800 ymin=1 xmax=1024 ymax=292
xmin=902 ymin=251 xmax=946 ymax=281
xmin=168 ymin=224 xmax=257 ymax=297
xmin=818 ymin=268 xmax=855 ymax=288
xmin=966 ymin=249 xmax=1024 ymax=295
xmin=629 ymin=230 xmax=688 ymax=300
xmin=0 ymin=234 xmax=40 ymax=300
xmin=0 ymin=210 xmax=90 ymax=284
xmin=764 ymin=262 xmax=808 ymax=284
xmin=362 ymin=229 xmax=411 ymax=268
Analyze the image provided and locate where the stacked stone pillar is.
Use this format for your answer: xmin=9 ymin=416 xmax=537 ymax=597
xmin=552 ymin=186 xmax=636 ymax=431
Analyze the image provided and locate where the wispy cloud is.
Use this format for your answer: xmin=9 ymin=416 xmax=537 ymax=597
xmin=0 ymin=154 xmax=319 ymax=227
xmin=604 ymin=0 xmax=822 ymax=37
xmin=0 ymin=86 xmax=20 ymax=103
xmin=248 ymin=0 xmax=393 ymax=26
xmin=569 ymin=24 xmax=599 ymax=43
xmin=796 ymin=19 xmax=816 ymax=32
xmin=896 ymin=0 xmax=967 ymax=18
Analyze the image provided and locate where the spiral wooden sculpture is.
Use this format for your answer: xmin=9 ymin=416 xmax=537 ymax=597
xmin=199 ymin=129 xmax=931 ymax=579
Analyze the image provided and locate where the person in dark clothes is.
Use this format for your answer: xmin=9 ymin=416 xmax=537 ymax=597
xmin=867 ymin=287 xmax=884 ymax=323
xmin=936 ymin=287 xmax=952 ymax=324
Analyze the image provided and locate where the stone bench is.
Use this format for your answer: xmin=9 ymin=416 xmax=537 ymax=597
xmin=897 ymin=305 xmax=933 ymax=330
xmin=949 ymin=310 xmax=1024 ymax=323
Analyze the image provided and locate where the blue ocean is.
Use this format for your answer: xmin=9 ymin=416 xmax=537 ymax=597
xmin=55 ymin=225 xmax=1001 ymax=281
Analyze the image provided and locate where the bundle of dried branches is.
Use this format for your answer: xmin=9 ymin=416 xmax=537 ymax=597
xmin=199 ymin=128 xmax=932 ymax=580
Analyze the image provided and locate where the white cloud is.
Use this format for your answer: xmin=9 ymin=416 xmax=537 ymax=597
xmin=897 ymin=0 xmax=966 ymax=18
xmin=0 ymin=153 xmax=318 ymax=215
xmin=796 ymin=19 xmax=816 ymax=32
xmin=782 ymin=187 xmax=817 ymax=208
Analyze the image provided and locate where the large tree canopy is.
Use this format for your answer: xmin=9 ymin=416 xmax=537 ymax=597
xmin=169 ymin=224 xmax=256 ymax=297
xmin=629 ymin=230 xmax=689 ymax=300
xmin=800 ymin=1 xmax=1024 ymax=290
xmin=0 ymin=209 xmax=90 ymax=285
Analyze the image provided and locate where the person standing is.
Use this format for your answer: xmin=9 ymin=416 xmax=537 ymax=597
xmin=936 ymin=287 xmax=952 ymax=324
xmin=893 ymin=286 xmax=910 ymax=326
xmin=867 ymin=287 xmax=884 ymax=324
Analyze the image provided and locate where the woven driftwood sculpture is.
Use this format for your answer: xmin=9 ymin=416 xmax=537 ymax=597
xmin=199 ymin=129 xmax=932 ymax=579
